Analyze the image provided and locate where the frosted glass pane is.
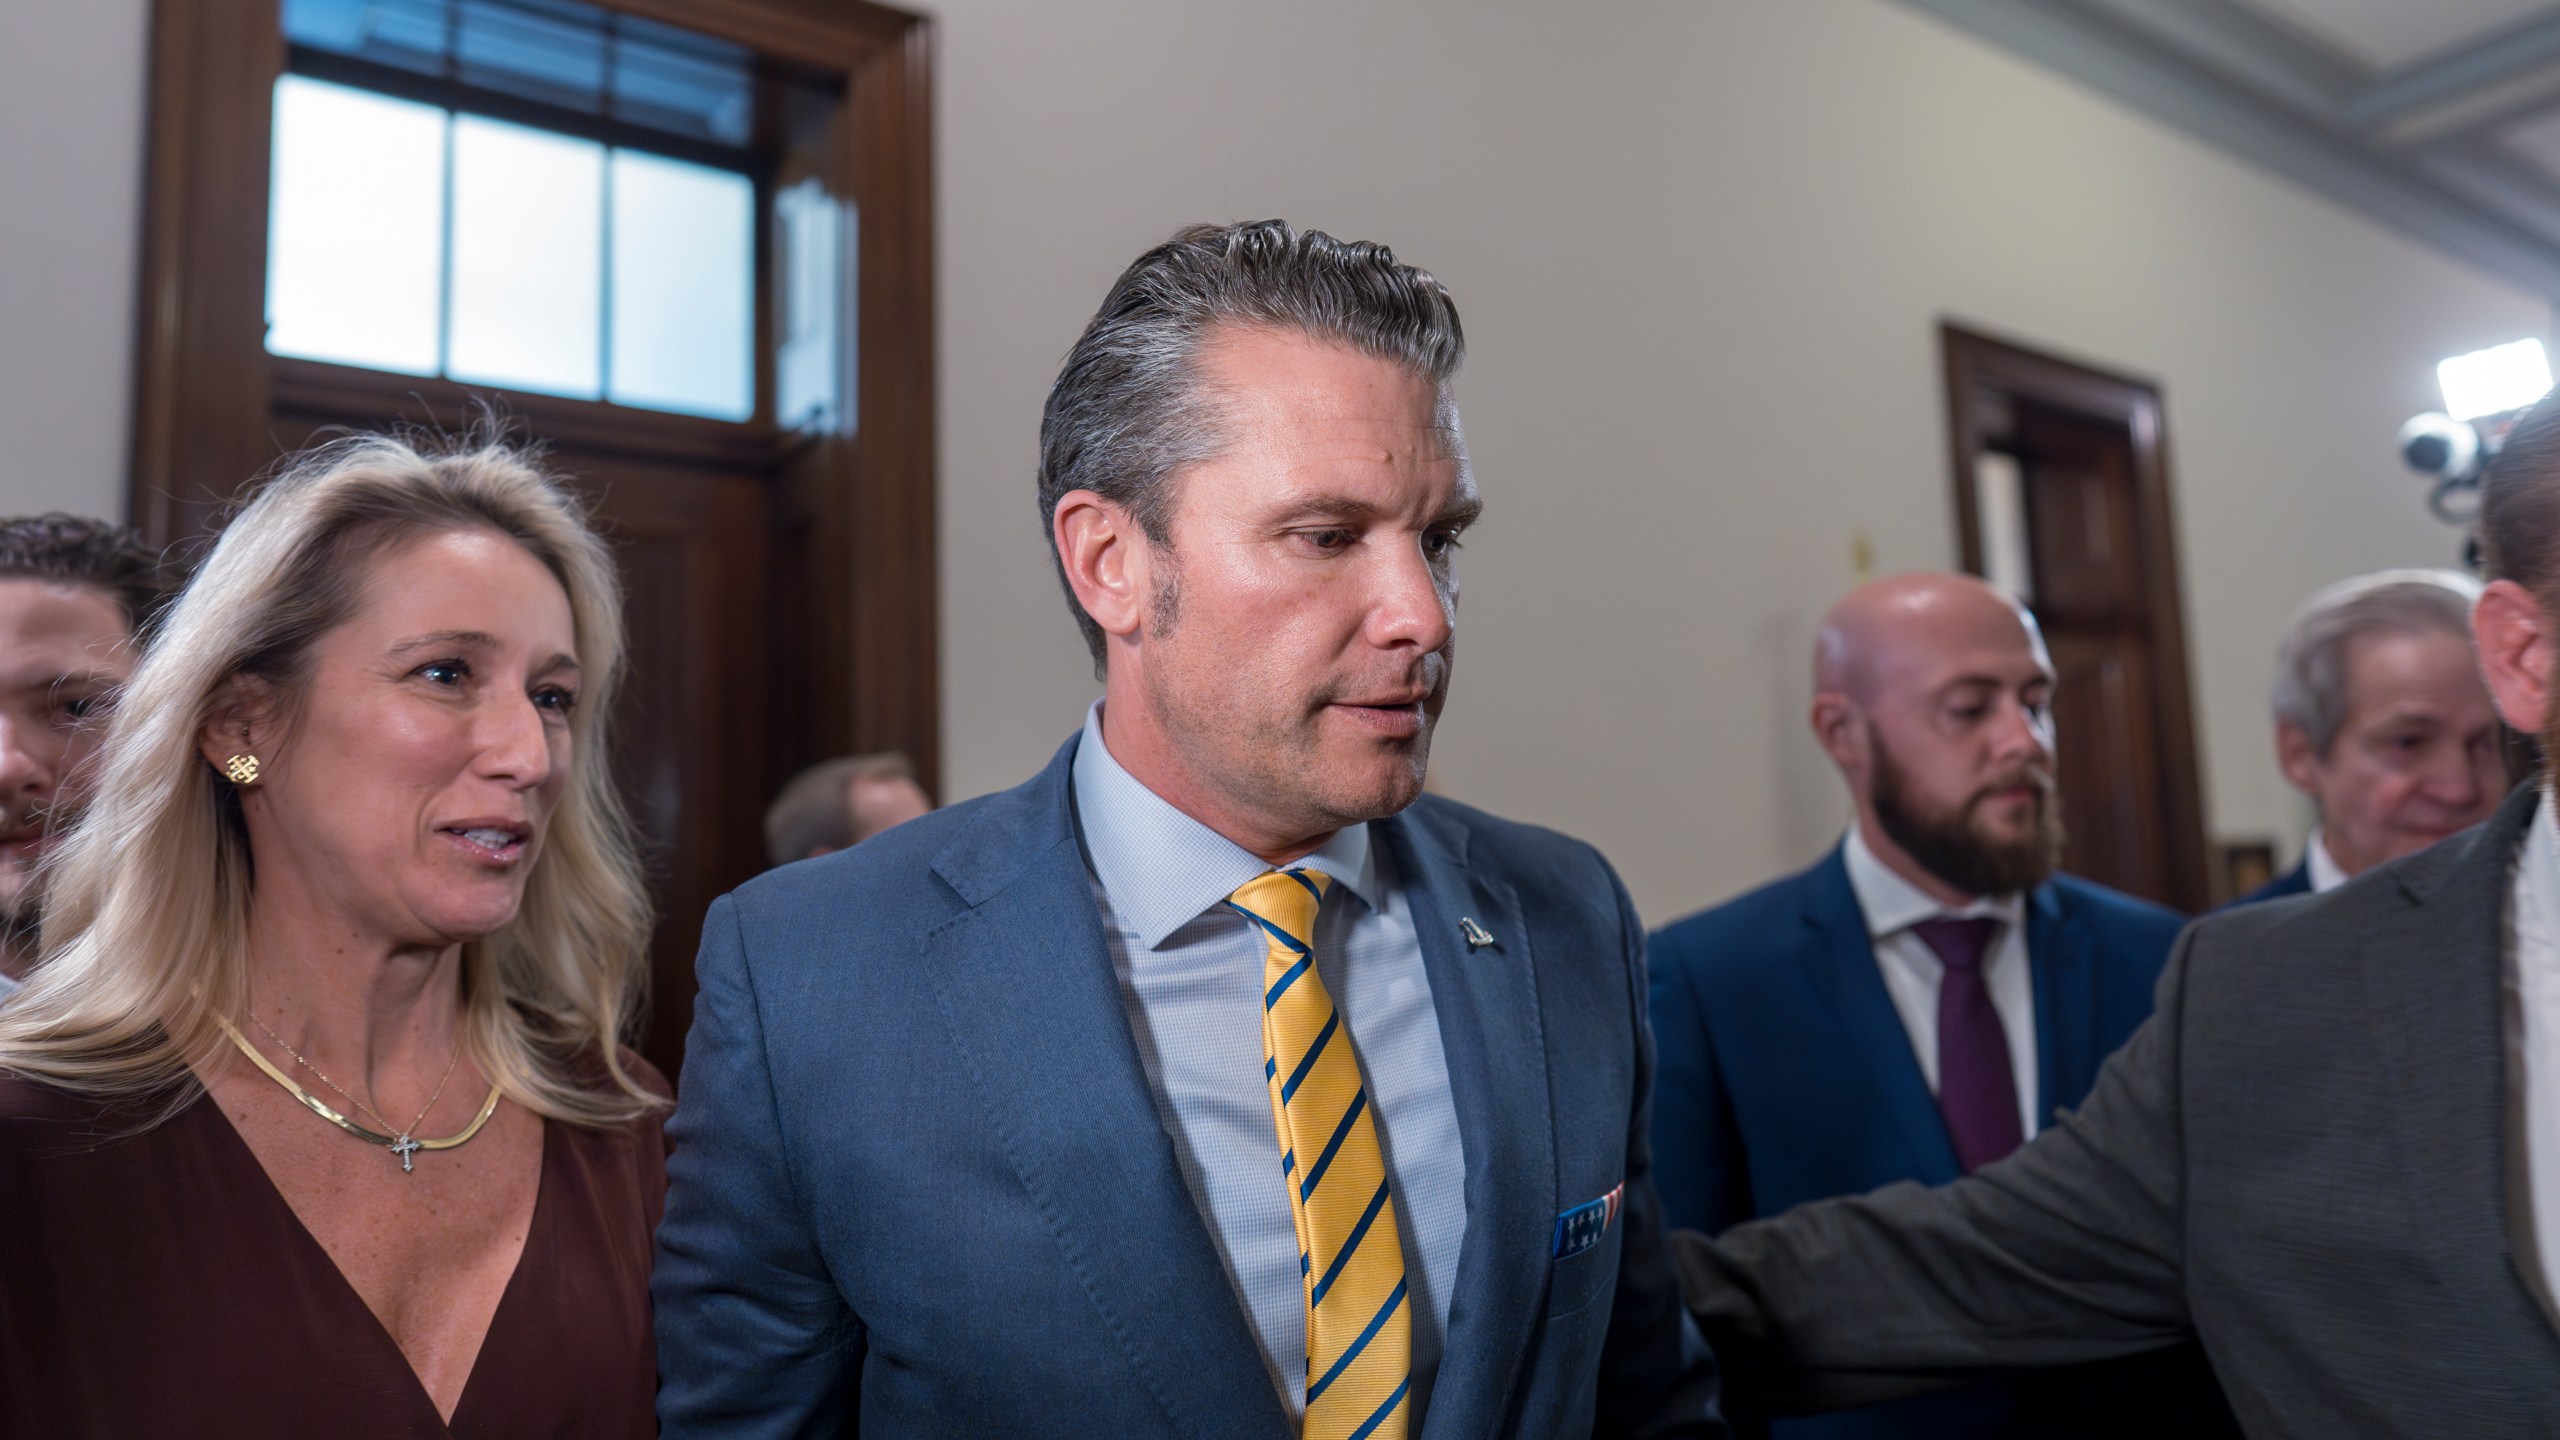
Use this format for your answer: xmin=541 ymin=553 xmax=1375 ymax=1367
xmin=447 ymin=116 xmax=603 ymax=399
xmin=609 ymin=152 xmax=752 ymax=420
xmin=774 ymin=178 xmax=846 ymax=433
xmin=265 ymin=76 xmax=446 ymax=375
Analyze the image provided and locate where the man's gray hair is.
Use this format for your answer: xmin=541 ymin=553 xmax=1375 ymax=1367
xmin=1037 ymin=219 xmax=1467 ymax=674
xmin=2271 ymin=569 xmax=2482 ymax=755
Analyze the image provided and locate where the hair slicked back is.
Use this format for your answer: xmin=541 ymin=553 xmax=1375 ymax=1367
xmin=2482 ymin=392 xmax=2560 ymax=601
xmin=1036 ymin=219 xmax=1466 ymax=674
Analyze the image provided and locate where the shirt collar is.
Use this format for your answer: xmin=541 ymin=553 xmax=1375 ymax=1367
xmin=2520 ymin=787 xmax=2560 ymax=943
xmin=1842 ymin=821 xmax=2023 ymax=940
xmin=1070 ymin=700 xmax=1379 ymax=950
xmin=2304 ymin=828 xmax=2353 ymax=894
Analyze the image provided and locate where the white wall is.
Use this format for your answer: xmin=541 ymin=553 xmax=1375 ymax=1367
xmin=5 ymin=0 xmax=2548 ymax=923
xmin=0 ymin=0 xmax=148 ymax=520
xmin=928 ymin=0 xmax=2550 ymax=921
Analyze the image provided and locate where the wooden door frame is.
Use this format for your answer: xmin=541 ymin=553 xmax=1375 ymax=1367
xmin=128 ymin=0 xmax=939 ymax=787
xmin=1940 ymin=322 xmax=2212 ymax=913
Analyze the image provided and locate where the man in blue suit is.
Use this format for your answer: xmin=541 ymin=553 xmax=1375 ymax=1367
xmin=1647 ymin=573 xmax=2231 ymax=1439
xmin=653 ymin=220 xmax=1722 ymax=1439
xmin=2229 ymin=569 xmax=2502 ymax=908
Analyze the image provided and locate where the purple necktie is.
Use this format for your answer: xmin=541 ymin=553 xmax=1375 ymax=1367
xmin=1910 ymin=916 xmax=2023 ymax=1173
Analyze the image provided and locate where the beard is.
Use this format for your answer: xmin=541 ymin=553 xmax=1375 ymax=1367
xmin=1869 ymin=734 xmax=2063 ymax=898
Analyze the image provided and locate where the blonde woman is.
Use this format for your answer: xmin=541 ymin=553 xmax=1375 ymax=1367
xmin=0 ymin=436 xmax=663 ymax=1437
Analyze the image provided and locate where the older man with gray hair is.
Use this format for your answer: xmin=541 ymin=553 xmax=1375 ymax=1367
xmin=2236 ymin=568 xmax=2505 ymax=904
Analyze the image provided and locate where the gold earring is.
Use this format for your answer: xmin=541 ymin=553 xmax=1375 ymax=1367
xmin=222 ymin=754 xmax=262 ymax=787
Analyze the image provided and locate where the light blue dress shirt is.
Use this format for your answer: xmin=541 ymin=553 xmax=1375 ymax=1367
xmin=1069 ymin=701 xmax=1469 ymax=1418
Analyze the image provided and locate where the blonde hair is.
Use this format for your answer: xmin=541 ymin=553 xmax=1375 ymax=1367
xmin=0 ymin=434 xmax=658 ymax=1129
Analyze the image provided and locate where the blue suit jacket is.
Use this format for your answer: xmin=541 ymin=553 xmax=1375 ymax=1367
xmin=1647 ymin=849 xmax=2232 ymax=1440
xmin=2226 ymin=859 xmax=2312 ymax=909
xmin=653 ymin=735 xmax=1723 ymax=1438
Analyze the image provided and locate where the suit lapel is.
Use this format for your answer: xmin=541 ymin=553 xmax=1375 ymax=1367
xmin=1802 ymin=851 xmax=1961 ymax=1184
xmin=2024 ymin=886 xmax=2097 ymax=1131
xmin=1381 ymin=804 xmax=1556 ymax=1440
xmin=2366 ymin=785 xmax=2547 ymax=1341
xmin=922 ymin=741 xmax=1286 ymax=1439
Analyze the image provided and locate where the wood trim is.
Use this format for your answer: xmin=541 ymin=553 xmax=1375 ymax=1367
xmin=132 ymin=0 xmax=937 ymax=791
xmin=269 ymin=357 xmax=786 ymax=471
xmin=600 ymin=0 xmax=908 ymax=70
xmin=843 ymin=18 xmax=939 ymax=790
xmin=1941 ymin=322 xmax=2213 ymax=913
xmin=130 ymin=0 xmax=286 ymax=542
xmin=1943 ymin=325 xmax=2168 ymax=569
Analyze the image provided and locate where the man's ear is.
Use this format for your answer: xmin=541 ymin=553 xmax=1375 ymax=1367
xmin=2475 ymin=579 xmax=2551 ymax=737
xmin=196 ymin=674 xmax=277 ymax=775
xmin=1809 ymin=692 xmax=1867 ymax=777
xmin=2275 ymin=721 xmax=2323 ymax=796
xmin=1053 ymin=490 xmax=1156 ymax=647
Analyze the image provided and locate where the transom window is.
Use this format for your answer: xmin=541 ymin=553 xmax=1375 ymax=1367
xmin=263 ymin=0 xmax=806 ymax=423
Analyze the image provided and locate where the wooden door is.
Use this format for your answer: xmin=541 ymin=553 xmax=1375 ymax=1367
xmin=1944 ymin=326 xmax=2211 ymax=913
xmin=568 ymin=456 xmax=771 ymax=1071
xmin=265 ymin=389 xmax=780 ymax=1072
xmin=2013 ymin=403 xmax=2178 ymax=902
xmin=132 ymin=0 xmax=938 ymax=1078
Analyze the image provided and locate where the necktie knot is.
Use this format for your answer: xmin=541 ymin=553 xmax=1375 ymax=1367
xmin=1911 ymin=915 xmax=1999 ymax=973
xmin=1229 ymin=868 xmax=1331 ymax=950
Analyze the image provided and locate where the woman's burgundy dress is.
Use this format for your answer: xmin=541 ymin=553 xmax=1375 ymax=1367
xmin=0 ymin=1064 xmax=666 ymax=1438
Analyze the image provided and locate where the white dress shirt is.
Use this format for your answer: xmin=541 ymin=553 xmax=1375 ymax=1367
xmin=2305 ymin=829 xmax=2352 ymax=894
xmin=2506 ymin=791 xmax=2560 ymax=1304
xmin=1842 ymin=823 xmax=2042 ymax=1141
xmin=1069 ymin=701 xmax=1469 ymax=1417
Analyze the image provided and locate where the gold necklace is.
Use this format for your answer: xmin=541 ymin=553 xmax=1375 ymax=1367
xmin=252 ymin=1009 xmax=459 ymax=1142
xmin=213 ymin=1012 xmax=502 ymax=1174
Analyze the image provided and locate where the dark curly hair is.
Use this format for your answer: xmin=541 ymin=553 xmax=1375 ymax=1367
xmin=0 ymin=514 xmax=172 ymax=635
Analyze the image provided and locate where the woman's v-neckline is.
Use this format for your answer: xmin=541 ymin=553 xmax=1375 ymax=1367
xmin=190 ymin=1086 xmax=556 ymax=1434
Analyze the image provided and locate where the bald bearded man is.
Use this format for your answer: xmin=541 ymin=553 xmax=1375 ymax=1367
xmin=1645 ymin=573 xmax=2235 ymax=1440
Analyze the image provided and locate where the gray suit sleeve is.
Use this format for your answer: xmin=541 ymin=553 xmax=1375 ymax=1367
xmin=653 ymin=894 xmax=866 ymax=1436
xmin=1672 ymin=918 xmax=2202 ymax=1414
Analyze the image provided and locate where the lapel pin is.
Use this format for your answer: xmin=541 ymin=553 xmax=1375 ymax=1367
xmin=1459 ymin=917 xmax=1497 ymax=952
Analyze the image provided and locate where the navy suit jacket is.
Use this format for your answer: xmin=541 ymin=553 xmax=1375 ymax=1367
xmin=1646 ymin=848 xmax=2232 ymax=1440
xmin=653 ymin=735 xmax=1723 ymax=1438
xmin=2227 ymin=859 xmax=2312 ymax=909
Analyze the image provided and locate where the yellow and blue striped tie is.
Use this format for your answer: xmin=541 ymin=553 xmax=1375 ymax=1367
xmin=1228 ymin=869 xmax=1411 ymax=1440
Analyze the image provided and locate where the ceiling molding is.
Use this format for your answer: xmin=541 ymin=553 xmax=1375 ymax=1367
xmin=2367 ymin=56 xmax=2560 ymax=148
xmin=2344 ymin=12 xmax=2560 ymax=130
xmin=2421 ymin=143 xmax=2560 ymax=237
xmin=2070 ymin=0 xmax=2360 ymax=113
xmin=1897 ymin=0 xmax=2560 ymax=297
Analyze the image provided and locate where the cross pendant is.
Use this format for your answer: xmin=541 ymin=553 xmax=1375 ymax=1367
xmin=390 ymin=1134 xmax=421 ymax=1174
